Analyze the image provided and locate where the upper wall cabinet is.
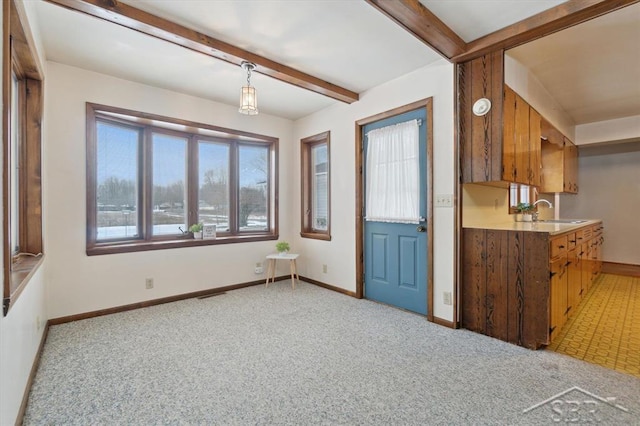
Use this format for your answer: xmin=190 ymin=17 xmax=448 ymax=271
xmin=503 ymin=86 xmax=541 ymax=187
xmin=459 ymin=52 xmax=577 ymax=193
xmin=540 ymin=119 xmax=579 ymax=193
xmin=459 ymin=53 xmax=541 ymax=187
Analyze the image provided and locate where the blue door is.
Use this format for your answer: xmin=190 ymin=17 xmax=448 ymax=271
xmin=364 ymin=109 xmax=428 ymax=315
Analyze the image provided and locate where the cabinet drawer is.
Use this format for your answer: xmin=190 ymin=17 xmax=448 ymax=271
xmin=550 ymin=235 xmax=568 ymax=258
xmin=583 ymin=227 xmax=593 ymax=240
xmin=567 ymin=232 xmax=577 ymax=250
xmin=575 ymin=229 xmax=585 ymax=245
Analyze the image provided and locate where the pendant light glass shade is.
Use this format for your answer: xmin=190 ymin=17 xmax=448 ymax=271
xmin=239 ymin=61 xmax=258 ymax=115
xmin=239 ymin=85 xmax=258 ymax=115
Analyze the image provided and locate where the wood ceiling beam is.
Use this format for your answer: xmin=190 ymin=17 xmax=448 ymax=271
xmin=365 ymin=0 xmax=466 ymax=59
xmin=453 ymin=0 xmax=640 ymax=63
xmin=44 ymin=0 xmax=359 ymax=104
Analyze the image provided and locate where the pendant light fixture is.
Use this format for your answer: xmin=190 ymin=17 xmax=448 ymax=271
xmin=239 ymin=61 xmax=258 ymax=115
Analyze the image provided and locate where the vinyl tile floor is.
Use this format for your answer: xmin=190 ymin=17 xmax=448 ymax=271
xmin=547 ymin=273 xmax=640 ymax=378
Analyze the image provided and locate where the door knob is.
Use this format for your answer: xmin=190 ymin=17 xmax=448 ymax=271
xmin=416 ymin=225 xmax=426 ymax=232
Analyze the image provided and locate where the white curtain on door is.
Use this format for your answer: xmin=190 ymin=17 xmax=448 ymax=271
xmin=365 ymin=119 xmax=420 ymax=224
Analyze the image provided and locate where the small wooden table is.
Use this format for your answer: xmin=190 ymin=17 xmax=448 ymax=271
xmin=265 ymin=253 xmax=299 ymax=289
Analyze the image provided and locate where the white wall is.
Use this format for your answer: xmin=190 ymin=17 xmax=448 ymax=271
xmin=575 ymin=115 xmax=640 ymax=146
xmin=292 ymin=60 xmax=456 ymax=322
xmin=1 ymin=2 xmax=48 ymax=425
xmin=44 ymin=62 xmax=295 ymax=319
xmin=0 ymin=267 xmax=47 ymax=426
xmin=505 ymin=55 xmax=575 ymax=140
xmin=560 ymin=142 xmax=640 ymax=265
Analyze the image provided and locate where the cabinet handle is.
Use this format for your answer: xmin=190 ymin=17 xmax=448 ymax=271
xmin=569 ymin=240 xmax=576 ymax=243
xmin=558 ymin=245 xmax=565 ymax=249
xmin=550 ymin=271 xmax=557 ymax=278
xmin=566 ymin=261 xmax=572 ymax=266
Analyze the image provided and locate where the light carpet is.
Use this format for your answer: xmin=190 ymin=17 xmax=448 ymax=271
xmin=24 ymin=281 xmax=640 ymax=425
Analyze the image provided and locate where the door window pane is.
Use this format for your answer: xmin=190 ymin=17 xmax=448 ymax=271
xmin=239 ymin=145 xmax=268 ymax=231
xmin=198 ymin=141 xmax=230 ymax=231
xmin=152 ymin=133 xmax=187 ymax=235
xmin=96 ymin=121 xmax=140 ymax=240
xmin=312 ymin=144 xmax=328 ymax=231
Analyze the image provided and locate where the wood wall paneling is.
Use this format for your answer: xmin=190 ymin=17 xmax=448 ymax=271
xmin=459 ymin=51 xmax=505 ymax=184
xmin=522 ymin=232 xmax=550 ymax=347
xmin=462 ymin=228 xmax=551 ymax=349
xmin=485 ymin=230 xmax=507 ymax=340
xmin=505 ymin=231 xmax=523 ymax=345
xmin=461 ymin=228 xmax=486 ymax=333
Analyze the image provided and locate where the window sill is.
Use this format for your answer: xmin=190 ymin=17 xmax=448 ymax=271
xmin=4 ymin=254 xmax=45 ymax=316
xmin=300 ymin=232 xmax=331 ymax=241
xmin=87 ymin=233 xmax=278 ymax=256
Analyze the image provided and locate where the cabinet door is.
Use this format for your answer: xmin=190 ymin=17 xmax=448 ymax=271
xmin=502 ymin=87 xmax=517 ymax=182
xmin=567 ymin=248 xmax=581 ymax=318
xmin=549 ymin=255 xmax=568 ymax=342
xmin=514 ymin=94 xmax=530 ymax=185
xmin=529 ymin=108 xmax=542 ymax=187
xmin=563 ymin=139 xmax=578 ymax=193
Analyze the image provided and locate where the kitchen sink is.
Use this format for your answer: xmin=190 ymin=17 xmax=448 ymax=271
xmin=536 ymin=219 xmax=588 ymax=224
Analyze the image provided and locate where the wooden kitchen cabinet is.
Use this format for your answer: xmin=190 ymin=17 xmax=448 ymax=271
xmin=503 ymin=86 xmax=542 ymax=186
xmin=540 ymin=119 xmax=579 ymax=194
xmin=459 ymin=52 xmax=543 ymax=188
xmin=462 ymin=228 xmax=550 ymax=349
xmin=564 ymin=139 xmax=578 ymax=193
xmin=549 ymin=254 xmax=568 ymax=342
xmin=462 ymin=221 xmax=604 ymax=349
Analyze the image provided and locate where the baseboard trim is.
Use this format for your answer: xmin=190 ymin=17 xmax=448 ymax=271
xmin=602 ymin=261 xmax=640 ymax=277
xmin=16 ymin=321 xmax=50 ymax=426
xmin=49 ymin=276 xmax=289 ymax=325
xmin=432 ymin=316 xmax=458 ymax=329
xmin=299 ymin=275 xmax=358 ymax=298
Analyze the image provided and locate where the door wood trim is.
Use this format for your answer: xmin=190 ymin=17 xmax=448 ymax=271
xmin=355 ymin=98 xmax=434 ymax=321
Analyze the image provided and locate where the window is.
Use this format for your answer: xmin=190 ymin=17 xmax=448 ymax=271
xmin=3 ymin=0 xmax=44 ymax=315
xmin=509 ymin=183 xmax=535 ymax=213
xmin=87 ymin=104 xmax=278 ymax=255
xmin=300 ymin=131 xmax=330 ymax=240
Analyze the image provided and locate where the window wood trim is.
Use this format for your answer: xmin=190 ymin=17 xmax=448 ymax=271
xmin=86 ymin=103 xmax=279 ymax=255
xmin=300 ymin=131 xmax=331 ymax=241
xmin=3 ymin=0 xmax=44 ymax=316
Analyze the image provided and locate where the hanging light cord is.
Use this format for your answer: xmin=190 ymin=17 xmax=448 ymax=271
xmin=246 ymin=65 xmax=252 ymax=87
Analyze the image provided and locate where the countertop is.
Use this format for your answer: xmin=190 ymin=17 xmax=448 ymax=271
xmin=463 ymin=219 xmax=602 ymax=236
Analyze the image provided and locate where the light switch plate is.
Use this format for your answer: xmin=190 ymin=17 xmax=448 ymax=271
xmin=435 ymin=194 xmax=453 ymax=207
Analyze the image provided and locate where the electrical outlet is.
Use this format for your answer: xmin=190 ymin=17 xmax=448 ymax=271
xmin=145 ymin=278 xmax=154 ymax=289
xmin=255 ymin=262 xmax=261 ymax=268
xmin=443 ymin=292 xmax=452 ymax=305
xmin=435 ymin=194 xmax=453 ymax=208
xmin=254 ymin=266 xmax=264 ymax=274
xmin=322 ymin=264 xmax=327 ymax=274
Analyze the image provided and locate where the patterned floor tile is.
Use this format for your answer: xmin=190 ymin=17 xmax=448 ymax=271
xmin=547 ymin=274 xmax=640 ymax=378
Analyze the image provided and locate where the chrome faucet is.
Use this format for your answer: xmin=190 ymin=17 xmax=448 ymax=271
xmin=532 ymin=199 xmax=553 ymax=221
xmin=533 ymin=199 xmax=553 ymax=208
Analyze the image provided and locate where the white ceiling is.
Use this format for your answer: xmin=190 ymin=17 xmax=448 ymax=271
xmin=507 ymin=2 xmax=640 ymax=125
xmin=32 ymin=0 xmax=639 ymax=124
xmin=419 ymin=0 xmax=567 ymax=42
